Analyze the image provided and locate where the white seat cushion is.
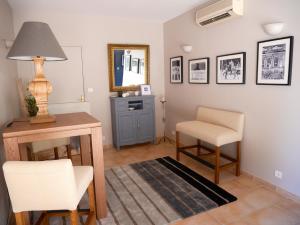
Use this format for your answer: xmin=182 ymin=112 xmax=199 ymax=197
xmin=3 ymin=159 xmax=93 ymax=212
xmin=74 ymin=166 xmax=94 ymax=204
xmin=176 ymin=120 xmax=241 ymax=147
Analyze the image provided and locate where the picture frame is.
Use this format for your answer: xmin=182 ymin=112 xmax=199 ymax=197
xmin=256 ymin=36 xmax=294 ymax=85
xmin=131 ymin=58 xmax=140 ymax=73
xmin=188 ymin=57 xmax=209 ymax=84
xmin=216 ymin=52 xmax=246 ymax=84
xmin=170 ymin=56 xmax=183 ymax=83
xmin=139 ymin=59 xmax=144 ymax=75
xmin=124 ymin=55 xmax=132 ymax=71
xmin=140 ymin=84 xmax=151 ymax=95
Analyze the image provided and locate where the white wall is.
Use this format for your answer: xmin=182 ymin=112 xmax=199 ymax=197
xmin=12 ymin=11 xmax=165 ymax=145
xmin=0 ymin=0 xmax=19 ymax=224
xmin=164 ymin=0 xmax=300 ymax=197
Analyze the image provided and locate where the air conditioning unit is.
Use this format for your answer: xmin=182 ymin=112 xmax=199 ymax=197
xmin=196 ymin=0 xmax=244 ymax=27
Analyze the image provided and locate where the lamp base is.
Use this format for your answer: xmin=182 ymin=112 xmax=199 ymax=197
xmin=30 ymin=115 xmax=56 ymax=124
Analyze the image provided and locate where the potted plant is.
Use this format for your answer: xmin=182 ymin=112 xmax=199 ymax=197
xmin=25 ymin=94 xmax=39 ymax=117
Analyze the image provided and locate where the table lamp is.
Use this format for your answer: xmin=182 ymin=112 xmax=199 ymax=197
xmin=7 ymin=21 xmax=67 ymax=123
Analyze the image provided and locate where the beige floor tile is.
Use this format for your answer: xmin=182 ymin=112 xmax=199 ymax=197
xmin=227 ymin=221 xmax=251 ymax=225
xmin=241 ymin=187 xmax=284 ymax=210
xmin=242 ymin=205 xmax=300 ymax=225
xmin=208 ymin=201 xmax=255 ymax=224
xmin=275 ymin=198 xmax=300 ymax=218
xmin=171 ymin=213 xmax=220 ymax=225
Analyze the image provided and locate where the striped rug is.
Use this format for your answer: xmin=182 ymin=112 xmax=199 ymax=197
xmin=99 ymin=156 xmax=237 ymax=225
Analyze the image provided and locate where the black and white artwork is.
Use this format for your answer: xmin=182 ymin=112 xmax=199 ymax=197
xmin=131 ymin=58 xmax=140 ymax=73
xmin=170 ymin=56 xmax=183 ymax=83
xmin=257 ymin=36 xmax=294 ymax=85
xmin=216 ymin=52 xmax=246 ymax=84
xmin=124 ymin=55 xmax=131 ymax=71
xmin=139 ymin=59 xmax=144 ymax=75
xmin=189 ymin=58 xmax=209 ymax=84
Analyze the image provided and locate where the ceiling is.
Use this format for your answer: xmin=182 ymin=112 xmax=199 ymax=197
xmin=8 ymin=0 xmax=209 ymax=22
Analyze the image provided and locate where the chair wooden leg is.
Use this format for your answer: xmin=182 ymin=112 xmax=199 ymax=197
xmin=88 ymin=182 xmax=96 ymax=225
xmin=54 ymin=147 xmax=59 ymax=160
xmin=70 ymin=210 xmax=79 ymax=225
xmin=215 ymin=146 xmax=221 ymax=184
xmin=44 ymin=215 xmax=50 ymax=225
xmin=236 ymin=141 xmax=241 ymax=176
xmin=176 ymin=131 xmax=180 ymax=161
xmin=15 ymin=212 xmax=25 ymax=225
xmin=197 ymin=139 xmax=201 ymax=157
xmin=67 ymin=145 xmax=72 ymax=159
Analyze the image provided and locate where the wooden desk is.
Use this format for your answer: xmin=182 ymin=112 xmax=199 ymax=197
xmin=2 ymin=112 xmax=107 ymax=222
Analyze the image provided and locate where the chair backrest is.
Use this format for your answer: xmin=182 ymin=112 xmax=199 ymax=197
xmin=3 ymin=159 xmax=78 ymax=212
xmin=196 ymin=106 xmax=245 ymax=137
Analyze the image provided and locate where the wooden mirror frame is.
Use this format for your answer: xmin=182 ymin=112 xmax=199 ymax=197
xmin=108 ymin=44 xmax=150 ymax=92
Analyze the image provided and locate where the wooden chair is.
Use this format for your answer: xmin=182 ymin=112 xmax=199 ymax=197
xmin=29 ymin=138 xmax=72 ymax=160
xmin=3 ymin=159 xmax=96 ymax=225
xmin=176 ymin=106 xmax=245 ymax=184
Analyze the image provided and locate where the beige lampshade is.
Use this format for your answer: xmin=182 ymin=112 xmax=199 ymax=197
xmin=7 ymin=21 xmax=67 ymax=61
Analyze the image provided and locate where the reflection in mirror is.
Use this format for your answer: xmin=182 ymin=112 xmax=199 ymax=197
xmin=108 ymin=44 xmax=149 ymax=92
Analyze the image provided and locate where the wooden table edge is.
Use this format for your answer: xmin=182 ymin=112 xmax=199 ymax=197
xmin=2 ymin=122 xmax=102 ymax=139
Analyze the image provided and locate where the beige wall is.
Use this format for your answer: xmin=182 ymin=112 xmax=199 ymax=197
xmin=0 ymin=0 xmax=19 ymax=224
xmin=164 ymin=0 xmax=300 ymax=197
xmin=12 ymin=11 xmax=165 ymax=145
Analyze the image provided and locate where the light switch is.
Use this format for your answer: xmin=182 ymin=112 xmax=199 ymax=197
xmin=88 ymin=88 xmax=94 ymax=93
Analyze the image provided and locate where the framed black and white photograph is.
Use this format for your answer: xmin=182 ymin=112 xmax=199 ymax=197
xmin=170 ymin=56 xmax=183 ymax=83
xmin=124 ymin=55 xmax=131 ymax=71
xmin=216 ymin=52 xmax=246 ymax=84
xmin=131 ymin=58 xmax=140 ymax=73
xmin=139 ymin=59 xmax=144 ymax=75
xmin=188 ymin=58 xmax=209 ymax=84
xmin=256 ymin=36 xmax=294 ymax=85
xmin=140 ymin=84 xmax=151 ymax=95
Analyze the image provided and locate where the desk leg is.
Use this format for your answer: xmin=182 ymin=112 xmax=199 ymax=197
xmin=91 ymin=127 xmax=107 ymax=219
xmin=19 ymin=144 xmax=29 ymax=161
xmin=3 ymin=138 xmax=30 ymax=225
xmin=80 ymin=135 xmax=92 ymax=165
xmin=4 ymin=137 xmax=21 ymax=161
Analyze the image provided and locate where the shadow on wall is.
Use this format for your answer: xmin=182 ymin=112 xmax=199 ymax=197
xmin=0 ymin=138 xmax=10 ymax=225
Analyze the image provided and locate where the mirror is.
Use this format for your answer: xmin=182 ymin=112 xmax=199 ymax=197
xmin=108 ymin=44 xmax=149 ymax=92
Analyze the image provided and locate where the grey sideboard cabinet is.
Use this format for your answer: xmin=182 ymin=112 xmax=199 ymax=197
xmin=110 ymin=95 xmax=156 ymax=150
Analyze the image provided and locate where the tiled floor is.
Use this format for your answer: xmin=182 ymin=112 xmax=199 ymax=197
xmin=102 ymin=142 xmax=300 ymax=225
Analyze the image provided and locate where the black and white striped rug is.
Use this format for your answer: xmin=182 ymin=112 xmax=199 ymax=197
xmin=100 ymin=156 xmax=237 ymax=225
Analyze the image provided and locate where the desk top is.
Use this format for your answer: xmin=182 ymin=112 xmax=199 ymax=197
xmin=3 ymin=112 xmax=101 ymax=138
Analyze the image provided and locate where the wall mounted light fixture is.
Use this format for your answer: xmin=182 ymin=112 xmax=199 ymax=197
xmin=182 ymin=45 xmax=193 ymax=53
xmin=263 ymin=22 xmax=285 ymax=36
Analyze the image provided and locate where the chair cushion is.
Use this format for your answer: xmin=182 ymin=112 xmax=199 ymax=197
xmin=176 ymin=121 xmax=241 ymax=147
xmin=74 ymin=166 xmax=94 ymax=204
xmin=3 ymin=160 xmax=93 ymax=212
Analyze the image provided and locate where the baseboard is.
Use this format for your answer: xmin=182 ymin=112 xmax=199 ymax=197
xmin=103 ymin=144 xmax=113 ymax=149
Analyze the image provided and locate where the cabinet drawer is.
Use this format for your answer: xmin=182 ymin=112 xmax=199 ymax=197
xmin=143 ymin=99 xmax=154 ymax=111
xmin=115 ymin=101 xmax=129 ymax=112
xmin=116 ymin=100 xmax=149 ymax=112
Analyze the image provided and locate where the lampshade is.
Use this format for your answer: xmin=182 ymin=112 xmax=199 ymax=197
xmin=7 ymin=21 xmax=67 ymax=61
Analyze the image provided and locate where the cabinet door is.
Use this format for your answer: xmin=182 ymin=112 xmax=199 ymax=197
xmin=137 ymin=111 xmax=154 ymax=143
xmin=118 ymin=112 xmax=136 ymax=145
